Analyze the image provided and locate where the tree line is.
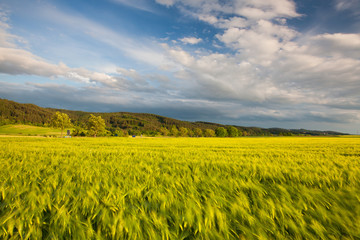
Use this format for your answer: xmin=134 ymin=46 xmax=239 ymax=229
xmin=1 ymin=99 xmax=347 ymax=136
xmin=51 ymin=111 xmax=252 ymax=138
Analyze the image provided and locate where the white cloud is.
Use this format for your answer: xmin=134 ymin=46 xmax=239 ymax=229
xmin=334 ymin=0 xmax=360 ymax=11
xmin=234 ymin=0 xmax=300 ymax=20
xmin=197 ymin=14 xmax=219 ymax=25
xmin=272 ymin=33 xmax=360 ymax=92
xmin=179 ymin=37 xmax=203 ymax=44
xmin=161 ymin=0 xmax=360 ymax=108
xmin=334 ymin=0 xmax=360 ymax=18
xmin=161 ymin=31 xmax=360 ymax=116
xmin=310 ymin=33 xmax=360 ymax=58
xmin=153 ymin=1 xmax=360 ymax=126
xmin=162 ymin=44 xmax=195 ymax=67
xmin=158 ymin=0 xmax=300 ymax=68
xmin=0 ymin=47 xmax=117 ymax=85
xmin=155 ymin=0 xmax=175 ymax=7
xmin=0 ymin=47 xmax=64 ymax=76
xmin=215 ymin=17 xmax=249 ymax=29
xmin=216 ymin=20 xmax=298 ymax=66
xmin=163 ymin=45 xmax=284 ymax=103
xmin=156 ymin=0 xmax=300 ymax=23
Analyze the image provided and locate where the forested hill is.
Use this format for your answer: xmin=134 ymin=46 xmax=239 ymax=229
xmin=0 ymin=98 xmax=347 ymax=136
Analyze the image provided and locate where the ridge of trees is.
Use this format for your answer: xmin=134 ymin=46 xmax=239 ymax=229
xmin=0 ymin=98 xmax=347 ymax=137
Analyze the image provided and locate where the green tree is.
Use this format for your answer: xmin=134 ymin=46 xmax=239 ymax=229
xmin=170 ymin=125 xmax=179 ymax=137
xmin=88 ymin=114 xmax=106 ymax=137
xmin=227 ymin=126 xmax=239 ymax=137
xmin=160 ymin=127 xmax=170 ymax=136
xmin=179 ymin=127 xmax=189 ymax=137
xmin=113 ymin=128 xmax=128 ymax=137
xmin=194 ymin=128 xmax=203 ymax=137
xmin=215 ymin=127 xmax=227 ymax=137
xmin=204 ymin=129 xmax=216 ymax=137
xmin=187 ymin=129 xmax=194 ymax=137
xmin=50 ymin=111 xmax=72 ymax=137
xmin=72 ymin=125 xmax=86 ymax=137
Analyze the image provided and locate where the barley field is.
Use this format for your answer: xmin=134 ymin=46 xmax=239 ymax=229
xmin=1 ymin=136 xmax=360 ymax=239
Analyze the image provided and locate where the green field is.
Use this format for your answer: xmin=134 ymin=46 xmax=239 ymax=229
xmin=0 ymin=125 xmax=63 ymax=136
xmin=1 ymin=137 xmax=360 ymax=239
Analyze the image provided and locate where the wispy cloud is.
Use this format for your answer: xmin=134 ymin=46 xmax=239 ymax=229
xmin=38 ymin=6 xmax=167 ymax=67
xmin=334 ymin=0 xmax=360 ymax=17
xmin=0 ymin=10 xmax=27 ymax=48
xmin=109 ymin=0 xmax=157 ymax=13
xmin=334 ymin=0 xmax=360 ymax=11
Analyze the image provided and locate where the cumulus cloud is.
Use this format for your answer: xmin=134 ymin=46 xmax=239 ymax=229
xmin=271 ymin=33 xmax=360 ymax=96
xmin=179 ymin=37 xmax=203 ymax=45
xmin=214 ymin=17 xmax=249 ymax=29
xmin=143 ymin=1 xmax=360 ymax=130
xmin=157 ymin=0 xmax=300 ymax=67
xmin=216 ymin=21 xmax=298 ymax=66
xmin=155 ymin=0 xmax=300 ymax=22
xmin=158 ymin=1 xmax=360 ymax=97
xmin=161 ymin=43 xmax=302 ymax=105
xmin=233 ymin=0 xmax=300 ymax=19
xmin=153 ymin=0 xmax=360 ymax=131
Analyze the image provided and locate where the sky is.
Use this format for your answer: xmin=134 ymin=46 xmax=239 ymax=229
xmin=0 ymin=0 xmax=360 ymax=133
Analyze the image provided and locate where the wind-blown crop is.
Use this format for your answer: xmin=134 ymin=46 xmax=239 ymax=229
xmin=1 ymin=137 xmax=359 ymax=239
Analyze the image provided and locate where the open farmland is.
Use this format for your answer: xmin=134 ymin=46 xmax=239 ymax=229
xmin=1 ymin=137 xmax=360 ymax=239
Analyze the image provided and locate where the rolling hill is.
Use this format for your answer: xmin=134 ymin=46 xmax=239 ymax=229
xmin=0 ymin=98 xmax=347 ymax=136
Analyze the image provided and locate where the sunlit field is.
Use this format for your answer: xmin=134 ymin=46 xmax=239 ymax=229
xmin=1 ymin=137 xmax=359 ymax=239
xmin=0 ymin=125 xmax=62 ymax=136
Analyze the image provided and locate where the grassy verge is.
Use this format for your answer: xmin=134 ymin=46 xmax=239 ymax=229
xmin=0 ymin=124 xmax=63 ymax=136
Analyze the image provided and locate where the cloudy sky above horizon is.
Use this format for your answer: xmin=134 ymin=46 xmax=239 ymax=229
xmin=0 ymin=0 xmax=360 ymax=133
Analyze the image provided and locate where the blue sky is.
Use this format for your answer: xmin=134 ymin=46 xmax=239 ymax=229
xmin=0 ymin=0 xmax=360 ymax=133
